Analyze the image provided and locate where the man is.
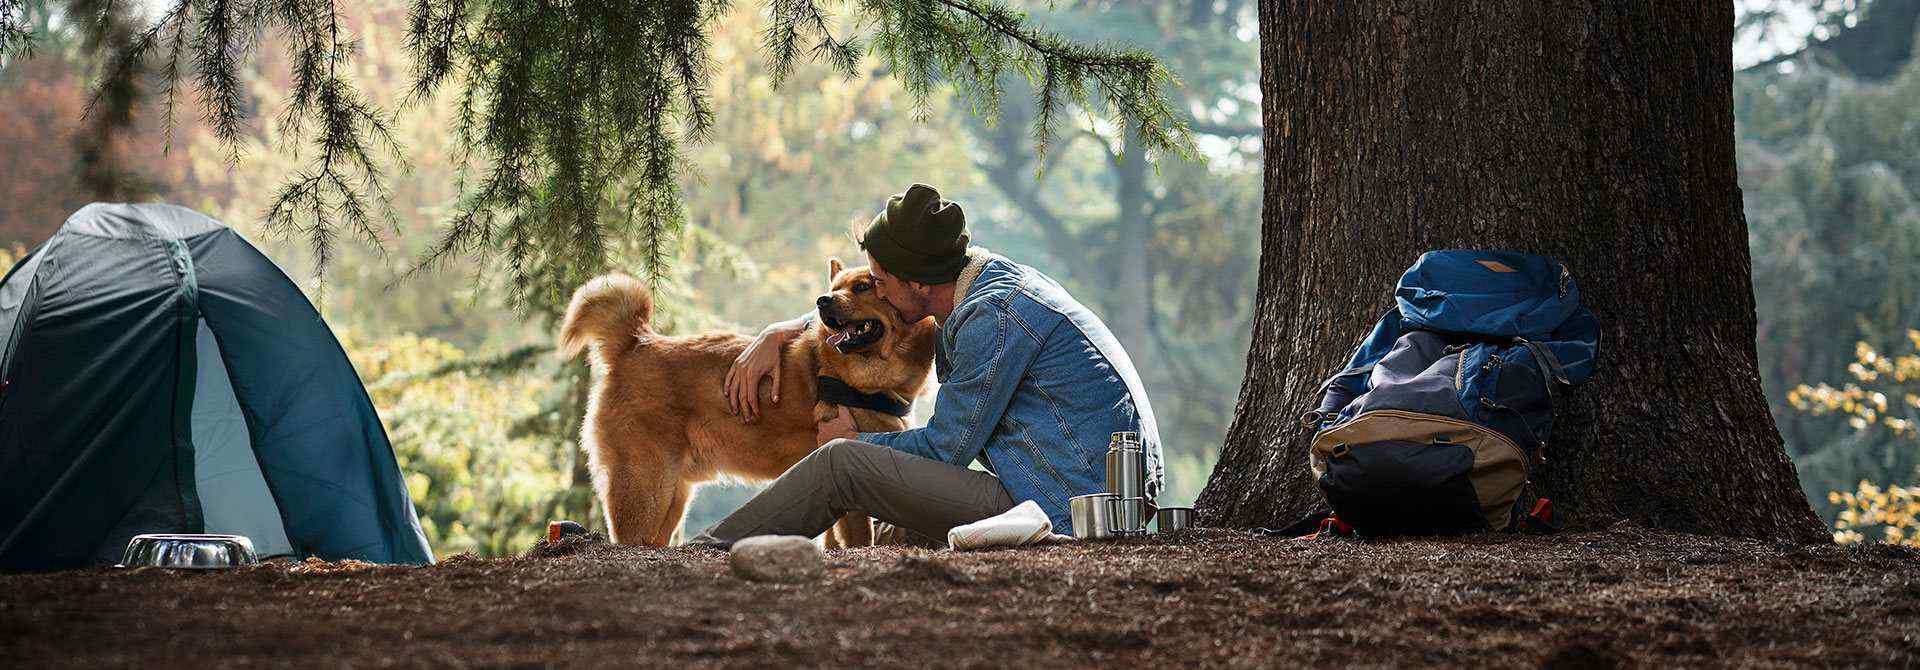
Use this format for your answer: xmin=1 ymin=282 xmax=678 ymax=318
xmin=691 ymin=183 xmax=1162 ymax=547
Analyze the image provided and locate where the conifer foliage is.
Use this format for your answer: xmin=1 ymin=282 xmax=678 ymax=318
xmin=0 ymin=1 xmax=27 ymax=60
xmin=3 ymin=0 xmax=1187 ymax=307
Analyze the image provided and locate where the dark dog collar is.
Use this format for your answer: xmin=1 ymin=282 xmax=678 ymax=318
xmin=816 ymin=376 xmax=911 ymax=417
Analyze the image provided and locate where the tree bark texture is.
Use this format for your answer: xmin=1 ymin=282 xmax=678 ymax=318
xmin=1196 ymin=0 xmax=1828 ymax=542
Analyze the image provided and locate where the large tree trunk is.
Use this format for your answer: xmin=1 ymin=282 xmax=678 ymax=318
xmin=1196 ymin=0 xmax=1827 ymax=542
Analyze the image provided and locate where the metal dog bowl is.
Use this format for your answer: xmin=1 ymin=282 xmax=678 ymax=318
xmin=118 ymin=533 xmax=258 ymax=569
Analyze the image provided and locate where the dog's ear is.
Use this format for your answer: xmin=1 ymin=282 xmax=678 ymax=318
xmin=895 ymin=316 xmax=941 ymax=357
xmin=908 ymin=316 xmax=940 ymax=340
xmin=828 ymin=257 xmax=844 ymax=283
xmin=918 ymin=315 xmax=940 ymax=332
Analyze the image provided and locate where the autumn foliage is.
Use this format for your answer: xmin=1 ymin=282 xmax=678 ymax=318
xmin=0 ymin=50 xmax=211 ymax=248
xmin=0 ymin=56 xmax=92 ymax=246
xmin=1791 ymin=331 xmax=1920 ymax=546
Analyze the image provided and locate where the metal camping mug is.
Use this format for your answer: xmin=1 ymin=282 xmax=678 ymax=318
xmin=1070 ymin=493 xmax=1119 ymax=540
xmin=1105 ymin=431 xmax=1145 ymax=499
xmin=1109 ymin=497 xmax=1150 ymax=535
xmin=1155 ymin=507 xmax=1196 ymax=533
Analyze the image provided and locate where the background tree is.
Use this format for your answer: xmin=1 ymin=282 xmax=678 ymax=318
xmin=956 ymin=0 xmax=1261 ymax=483
xmin=0 ymin=52 xmax=94 ymax=242
xmin=1734 ymin=2 xmax=1920 ymax=518
xmin=0 ymin=0 xmax=193 ymax=242
xmin=1739 ymin=0 xmax=1918 ymax=78
xmin=1740 ymin=54 xmax=1920 ymax=506
xmin=1197 ymin=0 xmax=1828 ymax=542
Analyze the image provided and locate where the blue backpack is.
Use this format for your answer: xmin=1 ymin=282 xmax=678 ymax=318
xmin=1305 ymin=250 xmax=1600 ymax=534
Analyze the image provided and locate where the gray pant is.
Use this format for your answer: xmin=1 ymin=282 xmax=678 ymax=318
xmin=689 ymin=438 xmax=1015 ymax=549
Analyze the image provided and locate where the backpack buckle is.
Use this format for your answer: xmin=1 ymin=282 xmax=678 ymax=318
xmin=1521 ymin=497 xmax=1560 ymax=532
xmin=1294 ymin=515 xmax=1356 ymax=540
xmin=1329 ymin=443 xmax=1351 ymax=459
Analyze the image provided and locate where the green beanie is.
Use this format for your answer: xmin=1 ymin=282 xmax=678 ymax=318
xmin=859 ymin=183 xmax=970 ymax=284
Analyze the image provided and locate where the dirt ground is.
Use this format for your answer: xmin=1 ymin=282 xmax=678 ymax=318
xmin=2 ymin=527 xmax=1917 ymax=668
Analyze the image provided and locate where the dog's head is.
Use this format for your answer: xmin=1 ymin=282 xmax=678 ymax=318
xmin=814 ymin=258 xmax=914 ymax=356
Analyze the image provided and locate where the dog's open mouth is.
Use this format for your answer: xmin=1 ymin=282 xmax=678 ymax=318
xmin=822 ymin=316 xmax=885 ymax=353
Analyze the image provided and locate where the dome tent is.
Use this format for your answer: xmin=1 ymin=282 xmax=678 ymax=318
xmin=0 ymin=203 xmax=433 ymax=571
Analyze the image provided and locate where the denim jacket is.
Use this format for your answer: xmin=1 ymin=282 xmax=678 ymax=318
xmin=858 ymin=248 xmax=1163 ymax=534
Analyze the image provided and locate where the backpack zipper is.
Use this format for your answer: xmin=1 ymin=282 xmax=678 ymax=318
xmin=1454 ymin=350 xmax=1467 ymax=389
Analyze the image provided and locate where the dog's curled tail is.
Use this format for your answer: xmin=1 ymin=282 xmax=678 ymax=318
xmin=560 ymin=273 xmax=655 ymax=360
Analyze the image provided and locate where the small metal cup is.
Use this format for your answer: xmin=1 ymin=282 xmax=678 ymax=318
xmin=1069 ymin=493 xmax=1118 ymax=540
xmin=1154 ymin=507 xmax=1196 ymax=534
xmin=1109 ymin=497 xmax=1149 ymax=535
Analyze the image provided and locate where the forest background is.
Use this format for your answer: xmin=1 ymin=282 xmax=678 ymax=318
xmin=3 ymin=0 xmax=1916 ymax=556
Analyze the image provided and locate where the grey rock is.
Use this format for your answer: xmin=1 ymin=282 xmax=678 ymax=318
xmin=728 ymin=535 xmax=825 ymax=582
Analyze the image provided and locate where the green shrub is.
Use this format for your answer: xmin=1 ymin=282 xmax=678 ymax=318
xmin=340 ymin=329 xmax=569 ymax=558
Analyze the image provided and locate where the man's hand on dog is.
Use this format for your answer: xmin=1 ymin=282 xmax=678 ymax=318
xmin=816 ymin=405 xmax=858 ymax=445
xmin=726 ymin=316 xmax=808 ymax=423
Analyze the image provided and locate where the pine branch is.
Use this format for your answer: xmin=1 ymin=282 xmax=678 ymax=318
xmin=864 ymin=0 xmax=1192 ymax=160
xmin=764 ymin=0 xmax=860 ymax=86
xmin=405 ymin=0 xmax=468 ymax=102
xmin=261 ymin=0 xmax=402 ymax=288
xmin=931 ymin=0 xmax=1146 ymax=70
xmin=49 ymin=0 xmax=1186 ymax=315
xmin=0 ymin=0 xmax=31 ymax=58
xmin=192 ymin=0 xmax=249 ymax=153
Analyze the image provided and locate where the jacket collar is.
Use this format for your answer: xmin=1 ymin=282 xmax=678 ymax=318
xmin=953 ymin=246 xmax=993 ymax=304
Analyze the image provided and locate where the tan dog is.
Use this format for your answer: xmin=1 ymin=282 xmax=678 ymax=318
xmin=558 ymin=259 xmax=936 ymax=547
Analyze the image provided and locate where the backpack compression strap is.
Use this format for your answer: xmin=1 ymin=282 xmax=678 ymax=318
xmin=1513 ymin=338 xmax=1572 ymax=405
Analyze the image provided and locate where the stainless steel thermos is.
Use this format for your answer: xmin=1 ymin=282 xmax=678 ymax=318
xmin=1104 ymin=431 xmax=1149 ymax=536
xmin=1105 ymin=431 xmax=1145 ymax=497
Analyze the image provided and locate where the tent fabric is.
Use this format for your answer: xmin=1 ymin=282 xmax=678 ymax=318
xmin=0 ymin=228 xmax=202 ymax=569
xmin=0 ymin=203 xmax=432 ymax=571
xmin=186 ymin=226 xmax=431 ymax=563
xmin=60 ymin=203 xmax=228 ymax=239
xmin=191 ymin=320 xmax=293 ymax=558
